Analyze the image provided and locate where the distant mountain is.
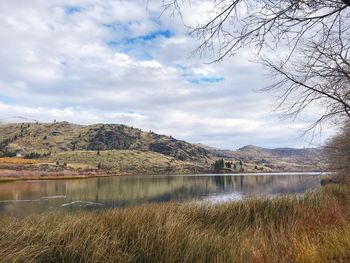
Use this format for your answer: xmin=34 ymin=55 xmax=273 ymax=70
xmin=0 ymin=121 xmax=325 ymax=172
xmin=202 ymin=144 xmax=323 ymax=159
xmin=0 ymin=122 xmax=210 ymax=162
xmin=237 ymin=145 xmax=324 ymax=161
xmin=202 ymin=144 xmax=325 ymax=171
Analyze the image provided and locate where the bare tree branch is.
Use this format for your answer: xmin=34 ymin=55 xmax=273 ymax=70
xmin=159 ymin=0 xmax=350 ymax=129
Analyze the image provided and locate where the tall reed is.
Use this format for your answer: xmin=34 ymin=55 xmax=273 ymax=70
xmin=0 ymin=184 xmax=349 ymax=263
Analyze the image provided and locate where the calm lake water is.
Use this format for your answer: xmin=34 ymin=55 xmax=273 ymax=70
xmin=0 ymin=173 xmax=323 ymax=216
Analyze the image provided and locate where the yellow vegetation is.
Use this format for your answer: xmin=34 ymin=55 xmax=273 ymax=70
xmin=0 ymin=157 xmax=44 ymax=165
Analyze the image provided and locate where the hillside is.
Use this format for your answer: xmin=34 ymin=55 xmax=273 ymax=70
xmin=0 ymin=122 xmax=210 ymax=163
xmin=203 ymin=144 xmax=325 ymax=172
xmin=0 ymin=121 xmax=325 ymax=175
xmin=53 ymin=150 xmax=206 ymax=175
xmin=206 ymin=144 xmax=324 ymax=161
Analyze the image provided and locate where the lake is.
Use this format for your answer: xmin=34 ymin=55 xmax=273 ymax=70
xmin=0 ymin=173 xmax=323 ymax=216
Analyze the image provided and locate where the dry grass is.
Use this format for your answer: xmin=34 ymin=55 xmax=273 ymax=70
xmin=0 ymin=184 xmax=349 ymax=263
xmin=53 ymin=150 xmax=205 ymax=175
xmin=0 ymin=157 xmax=44 ymax=165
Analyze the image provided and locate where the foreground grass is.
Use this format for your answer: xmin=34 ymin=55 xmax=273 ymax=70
xmin=0 ymin=185 xmax=349 ymax=263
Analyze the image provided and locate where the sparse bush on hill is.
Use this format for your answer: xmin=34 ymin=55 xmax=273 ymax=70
xmin=24 ymin=152 xmax=51 ymax=159
xmin=213 ymin=159 xmax=225 ymax=172
xmin=0 ymin=150 xmax=16 ymax=158
xmin=24 ymin=152 xmax=41 ymax=159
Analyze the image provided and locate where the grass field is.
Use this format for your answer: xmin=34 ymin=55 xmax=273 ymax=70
xmin=0 ymin=184 xmax=349 ymax=263
xmin=53 ymin=150 xmax=206 ymax=175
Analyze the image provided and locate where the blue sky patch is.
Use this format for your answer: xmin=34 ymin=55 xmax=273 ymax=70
xmin=0 ymin=95 xmax=15 ymax=104
xmin=106 ymin=29 xmax=174 ymax=47
xmin=106 ymin=29 xmax=173 ymax=60
xmin=106 ymin=41 xmax=154 ymax=61
xmin=176 ymin=64 xmax=224 ymax=85
xmin=188 ymin=76 xmax=225 ymax=84
xmin=136 ymin=52 xmax=154 ymax=60
xmin=132 ymin=30 xmax=173 ymax=42
xmin=106 ymin=40 xmax=118 ymax=47
xmin=103 ymin=22 xmax=123 ymax=31
xmin=64 ymin=6 xmax=81 ymax=14
xmin=175 ymin=64 xmax=187 ymax=70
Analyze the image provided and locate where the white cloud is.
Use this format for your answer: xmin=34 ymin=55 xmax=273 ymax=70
xmin=0 ymin=0 xmax=336 ymax=149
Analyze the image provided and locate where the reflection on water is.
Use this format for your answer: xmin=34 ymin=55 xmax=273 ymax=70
xmin=0 ymin=173 xmax=322 ymax=216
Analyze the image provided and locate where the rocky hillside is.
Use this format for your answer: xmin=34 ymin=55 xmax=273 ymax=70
xmin=0 ymin=121 xmax=325 ymax=172
xmin=0 ymin=122 xmax=210 ymax=162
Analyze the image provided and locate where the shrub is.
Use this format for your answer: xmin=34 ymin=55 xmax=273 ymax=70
xmin=326 ymin=121 xmax=350 ymax=183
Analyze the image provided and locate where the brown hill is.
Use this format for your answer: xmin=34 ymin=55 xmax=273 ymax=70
xmin=201 ymin=144 xmax=325 ymax=172
xmin=0 ymin=122 xmax=210 ymax=163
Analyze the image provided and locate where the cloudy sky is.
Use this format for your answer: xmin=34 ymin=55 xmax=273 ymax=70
xmin=0 ymin=0 xmax=335 ymax=149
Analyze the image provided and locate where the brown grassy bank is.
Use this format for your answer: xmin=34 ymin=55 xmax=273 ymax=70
xmin=0 ymin=163 xmax=116 ymax=182
xmin=0 ymin=184 xmax=349 ymax=262
xmin=0 ymin=150 xmax=208 ymax=182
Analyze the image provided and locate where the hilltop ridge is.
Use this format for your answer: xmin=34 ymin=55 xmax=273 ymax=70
xmin=0 ymin=122 xmax=210 ymax=163
xmin=0 ymin=121 xmax=325 ymax=176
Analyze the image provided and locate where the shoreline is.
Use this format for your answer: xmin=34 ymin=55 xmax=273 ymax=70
xmin=0 ymin=174 xmax=112 ymax=183
xmin=0 ymin=163 xmax=126 ymax=182
xmin=0 ymin=167 xmax=328 ymax=183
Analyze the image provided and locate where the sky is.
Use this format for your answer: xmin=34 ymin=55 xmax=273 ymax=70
xmin=0 ymin=0 xmax=335 ymax=149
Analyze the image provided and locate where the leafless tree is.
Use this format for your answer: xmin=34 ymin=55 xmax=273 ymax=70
xmin=262 ymin=28 xmax=350 ymax=131
xmin=159 ymin=0 xmax=350 ymax=127
xmin=162 ymin=0 xmax=350 ymax=59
